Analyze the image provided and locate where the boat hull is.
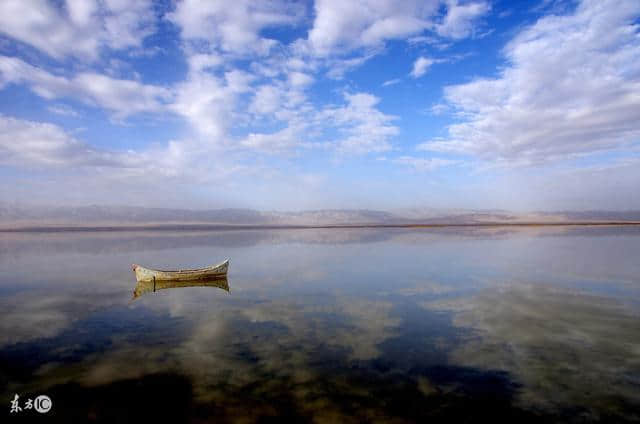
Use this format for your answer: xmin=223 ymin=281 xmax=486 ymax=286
xmin=132 ymin=259 xmax=229 ymax=283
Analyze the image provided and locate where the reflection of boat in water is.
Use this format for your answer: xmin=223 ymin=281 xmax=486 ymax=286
xmin=132 ymin=259 xmax=229 ymax=283
xmin=132 ymin=276 xmax=229 ymax=300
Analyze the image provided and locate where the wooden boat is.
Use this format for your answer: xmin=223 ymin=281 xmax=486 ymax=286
xmin=132 ymin=276 xmax=229 ymax=300
xmin=132 ymin=259 xmax=229 ymax=283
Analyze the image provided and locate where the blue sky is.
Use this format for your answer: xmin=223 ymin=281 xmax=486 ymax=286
xmin=0 ymin=0 xmax=639 ymax=211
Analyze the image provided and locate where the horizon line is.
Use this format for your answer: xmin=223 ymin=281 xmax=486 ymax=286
xmin=3 ymin=221 xmax=640 ymax=233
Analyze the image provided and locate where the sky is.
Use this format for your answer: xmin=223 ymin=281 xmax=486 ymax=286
xmin=0 ymin=0 xmax=639 ymax=211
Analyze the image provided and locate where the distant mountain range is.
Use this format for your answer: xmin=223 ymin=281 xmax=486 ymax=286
xmin=1 ymin=204 xmax=639 ymax=230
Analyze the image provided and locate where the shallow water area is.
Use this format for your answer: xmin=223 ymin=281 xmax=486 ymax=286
xmin=1 ymin=226 xmax=639 ymax=422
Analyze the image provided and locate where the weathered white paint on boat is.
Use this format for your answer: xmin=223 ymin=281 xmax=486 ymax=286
xmin=132 ymin=259 xmax=229 ymax=283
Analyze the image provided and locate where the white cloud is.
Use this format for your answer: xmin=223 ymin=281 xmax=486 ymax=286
xmin=168 ymin=0 xmax=305 ymax=55
xmin=165 ymin=1 xmax=314 ymax=150
xmin=224 ymin=69 xmax=255 ymax=94
xmin=240 ymin=126 xmax=301 ymax=153
xmin=301 ymin=0 xmax=490 ymax=81
xmin=249 ymin=85 xmax=282 ymax=116
xmin=248 ymin=81 xmax=309 ymax=119
xmin=101 ymin=0 xmax=156 ymax=49
xmin=288 ymin=71 xmax=314 ymax=87
xmin=72 ymin=73 xmax=171 ymax=118
xmin=0 ymin=115 xmax=251 ymax=186
xmin=309 ymin=0 xmax=441 ymax=55
xmin=436 ymin=0 xmax=491 ymax=39
xmin=0 ymin=54 xmax=241 ymax=161
xmin=308 ymin=0 xmax=490 ymax=57
xmin=245 ymin=89 xmax=399 ymax=155
xmin=421 ymin=0 xmax=640 ymax=164
xmin=0 ymin=56 xmax=171 ymax=119
xmin=0 ymin=0 xmax=155 ymax=60
xmin=168 ymin=65 xmax=256 ymax=147
xmin=168 ymin=49 xmax=315 ymax=154
xmin=393 ymin=156 xmax=458 ymax=171
xmin=187 ymin=53 xmax=224 ymax=72
xmin=410 ymin=56 xmax=434 ymax=78
xmin=322 ymin=93 xmax=399 ymax=154
xmin=0 ymin=115 xmax=137 ymax=168
xmin=170 ymin=71 xmax=232 ymax=140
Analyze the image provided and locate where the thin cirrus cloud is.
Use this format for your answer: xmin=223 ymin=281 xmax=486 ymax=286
xmin=382 ymin=78 xmax=401 ymax=87
xmin=47 ymin=104 xmax=80 ymax=118
xmin=393 ymin=156 xmax=458 ymax=172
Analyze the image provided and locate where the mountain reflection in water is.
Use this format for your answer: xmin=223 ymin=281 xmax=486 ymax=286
xmin=1 ymin=226 xmax=639 ymax=423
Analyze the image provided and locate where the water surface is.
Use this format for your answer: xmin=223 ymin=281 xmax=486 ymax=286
xmin=1 ymin=227 xmax=639 ymax=422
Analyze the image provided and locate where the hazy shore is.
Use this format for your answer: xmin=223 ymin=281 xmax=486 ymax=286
xmin=2 ymin=221 xmax=640 ymax=233
xmin=2 ymin=205 xmax=639 ymax=232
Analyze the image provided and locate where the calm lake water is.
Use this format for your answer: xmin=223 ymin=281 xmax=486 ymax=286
xmin=1 ymin=227 xmax=639 ymax=422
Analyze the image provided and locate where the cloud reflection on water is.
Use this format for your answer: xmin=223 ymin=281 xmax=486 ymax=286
xmin=1 ymin=227 xmax=640 ymax=421
xmin=425 ymin=284 xmax=640 ymax=418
